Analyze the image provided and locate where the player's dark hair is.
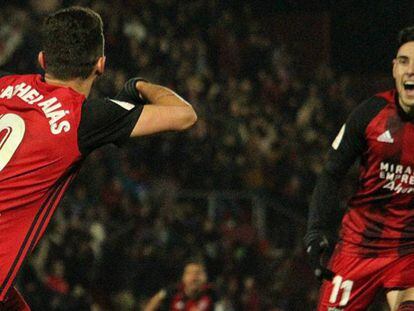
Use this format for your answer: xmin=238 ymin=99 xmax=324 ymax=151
xmin=398 ymin=26 xmax=414 ymax=49
xmin=41 ymin=6 xmax=104 ymax=80
xmin=183 ymin=257 xmax=206 ymax=272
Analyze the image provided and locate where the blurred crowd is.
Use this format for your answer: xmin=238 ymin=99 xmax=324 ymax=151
xmin=1 ymin=0 xmax=384 ymax=310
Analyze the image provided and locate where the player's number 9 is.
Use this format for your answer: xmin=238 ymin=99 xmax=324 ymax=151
xmin=0 ymin=113 xmax=25 ymax=171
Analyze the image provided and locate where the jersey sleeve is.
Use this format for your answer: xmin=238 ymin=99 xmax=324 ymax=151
xmin=114 ymin=77 xmax=147 ymax=103
xmin=78 ymin=78 xmax=147 ymax=155
xmin=306 ymin=96 xmax=387 ymax=238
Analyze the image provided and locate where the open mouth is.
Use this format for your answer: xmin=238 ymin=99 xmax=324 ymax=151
xmin=404 ymin=81 xmax=414 ymax=90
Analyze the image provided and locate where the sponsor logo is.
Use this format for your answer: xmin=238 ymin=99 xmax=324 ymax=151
xmin=379 ymin=161 xmax=414 ymax=193
xmin=377 ymin=130 xmax=394 ymax=143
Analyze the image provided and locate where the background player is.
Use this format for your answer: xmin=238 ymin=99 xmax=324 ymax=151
xmin=0 ymin=6 xmax=197 ymax=310
xmin=305 ymin=26 xmax=414 ymax=310
xmin=144 ymin=260 xmax=216 ymax=311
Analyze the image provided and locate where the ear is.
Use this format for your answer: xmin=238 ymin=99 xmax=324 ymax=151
xmin=392 ymin=58 xmax=397 ymax=79
xmin=38 ymin=51 xmax=46 ymax=70
xmin=95 ymin=56 xmax=106 ymax=76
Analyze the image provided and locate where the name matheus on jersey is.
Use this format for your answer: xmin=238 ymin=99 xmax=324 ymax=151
xmin=0 ymin=83 xmax=70 ymax=134
xmin=379 ymin=161 xmax=414 ymax=193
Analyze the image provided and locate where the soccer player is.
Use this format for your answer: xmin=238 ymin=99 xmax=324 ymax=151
xmin=144 ymin=260 xmax=216 ymax=311
xmin=0 ymin=6 xmax=197 ymax=310
xmin=305 ymin=26 xmax=414 ymax=310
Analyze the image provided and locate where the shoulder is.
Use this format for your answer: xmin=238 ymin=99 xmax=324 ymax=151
xmin=330 ymin=91 xmax=392 ymax=154
xmin=0 ymin=72 xmax=35 ymax=81
xmin=0 ymin=72 xmax=19 ymax=84
xmin=82 ymin=97 xmax=136 ymax=111
xmin=0 ymin=73 xmax=45 ymax=87
xmin=346 ymin=91 xmax=392 ymax=128
xmin=80 ymin=97 xmax=138 ymax=126
xmin=352 ymin=91 xmax=391 ymax=116
xmin=374 ymin=89 xmax=397 ymax=104
xmin=0 ymin=71 xmax=12 ymax=79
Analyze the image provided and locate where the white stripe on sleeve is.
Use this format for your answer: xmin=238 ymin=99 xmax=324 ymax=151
xmin=109 ymin=99 xmax=134 ymax=111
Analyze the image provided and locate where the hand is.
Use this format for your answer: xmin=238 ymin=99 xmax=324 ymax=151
xmin=305 ymin=231 xmax=334 ymax=281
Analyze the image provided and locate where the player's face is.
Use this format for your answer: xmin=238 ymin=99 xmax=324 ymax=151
xmin=393 ymin=41 xmax=414 ymax=112
xmin=182 ymin=264 xmax=207 ymax=293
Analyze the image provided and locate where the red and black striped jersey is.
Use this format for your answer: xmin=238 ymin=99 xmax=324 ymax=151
xmin=0 ymin=72 xmax=143 ymax=300
xmin=309 ymin=89 xmax=414 ymax=257
xmin=161 ymin=284 xmax=216 ymax=311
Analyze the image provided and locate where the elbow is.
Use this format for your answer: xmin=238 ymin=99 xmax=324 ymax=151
xmin=188 ymin=108 xmax=198 ymax=127
xmin=178 ymin=107 xmax=198 ymax=131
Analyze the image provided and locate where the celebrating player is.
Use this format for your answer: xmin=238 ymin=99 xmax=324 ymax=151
xmin=144 ymin=260 xmax=216 ymax=311
xmin=305 ymin=26 xmax=414 ymax=310
xmin=0 ymin=6 xmax=197 ymax=310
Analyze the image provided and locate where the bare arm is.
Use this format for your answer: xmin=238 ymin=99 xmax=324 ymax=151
xmin=130 ymin=81 xmax=197 ymax=137
xmin=143 ymin=290 xmax=167 ymax=311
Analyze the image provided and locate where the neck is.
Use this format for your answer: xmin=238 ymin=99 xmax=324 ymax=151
xmin=184 ymin=287 xmax=198 ymax=298
xmin=44 ymin=73 xmax=94 ymax=97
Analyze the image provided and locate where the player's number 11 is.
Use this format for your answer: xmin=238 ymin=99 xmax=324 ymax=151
xmin=0 ymin=113 xmax=25 ymax=171
xmin=329 ymin=275 xmax=354 ymax=306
